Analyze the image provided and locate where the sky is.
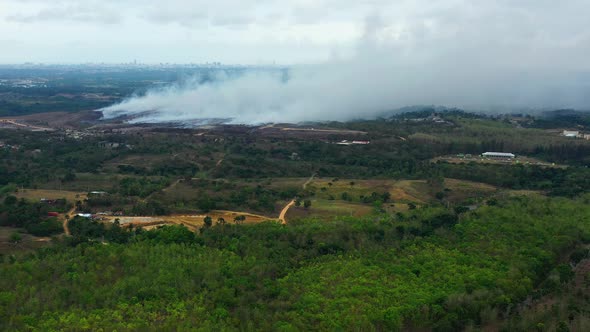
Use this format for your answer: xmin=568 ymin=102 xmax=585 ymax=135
xmin=1 ymin=0 xmax=589 ymax=65
xmin=3 ymin=1 xmax=590 ymax=123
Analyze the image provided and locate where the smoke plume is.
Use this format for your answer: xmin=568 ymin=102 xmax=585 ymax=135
xmin=100 ymin=14 xmax=590 ymax=125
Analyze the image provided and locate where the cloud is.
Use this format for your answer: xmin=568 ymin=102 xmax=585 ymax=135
xmin=6 ymin=3 xmax=122 ymax=24
xmin=3 ymin=1 xmax=590 ymax=116
xmin=99 ymin=3 xmax=590 ymax=125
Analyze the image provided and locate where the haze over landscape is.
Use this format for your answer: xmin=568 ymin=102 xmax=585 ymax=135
xmin=3 ymin=1 xmax=590 ymax=123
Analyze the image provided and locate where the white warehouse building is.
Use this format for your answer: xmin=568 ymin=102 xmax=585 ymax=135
xmin=482 ymin=152 xmax=516 ymax=159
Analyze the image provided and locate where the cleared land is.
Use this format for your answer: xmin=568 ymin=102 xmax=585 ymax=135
xmin=432 ymin=155 xmax=566 ymax=168
xmin=286 ymin=199 xmax=374 ymax=220
xmin=15 ymin=189 xmax=85 ymax=202
xmin=104 ymin=210 xmax=273 ymax=231
xmin=0 ymin=227 xmax=52 ymax=254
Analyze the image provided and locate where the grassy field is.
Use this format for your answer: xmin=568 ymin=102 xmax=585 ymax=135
xmin=0 ymin=227 xmax=53 ymax=254
xmin=305 ymin=177 xmax=502 ymax=204
xmin=286 ymin=199 xmax=373 ymax=220
xmin=442 ymin=178 xmax=498 ymax=203
xmin=15 ymin=188 xmax=85 ymax=202
xmin=306 ymin=178 xmax=417 ymax=203
xmin=235 ymin=176 xmax=505 ymax=220
xmin=432 ymin=155 xmax=566 ymax=168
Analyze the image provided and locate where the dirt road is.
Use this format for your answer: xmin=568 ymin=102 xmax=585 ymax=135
xmin=0 ymin=119 xmax=52 ymax=131
xmin=278 ymin=173 xmax=316 ymax=224
xmin=61 ymin=194 xmax=87 ymax=236
xmin=62 ymin=206 xmax=76 ymax=236
xmin=278 ymin=200 xmax=295 ymax=224
xmin=303 ymin=173 xmax=316 ymax=190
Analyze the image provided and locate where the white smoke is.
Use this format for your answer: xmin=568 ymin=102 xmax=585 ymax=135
xmin=100 ymin=14 xmax=590 ymax=125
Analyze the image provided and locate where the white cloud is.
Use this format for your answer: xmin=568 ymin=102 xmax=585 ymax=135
xmin=1 ymin=1 xmax=589 ymax=64
xmin=1 ymin=0 xmax=590 ymax=122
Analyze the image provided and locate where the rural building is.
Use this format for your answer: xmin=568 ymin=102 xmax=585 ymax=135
xmin=336 ymin=140 xmax=371 ymax=146
xmin=482 ymin=152 xmax=515 ymax=159
xmin=98 ymin=141 xmax=120 ymax=148
xmin=563 ymin=130 xmax=580 ymax=138
xmin=89 ymin=191 xmax=108 ymax=196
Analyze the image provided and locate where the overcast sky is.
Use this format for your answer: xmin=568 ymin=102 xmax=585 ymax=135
xmin=1 ymin=0 xmax=589 ymax=65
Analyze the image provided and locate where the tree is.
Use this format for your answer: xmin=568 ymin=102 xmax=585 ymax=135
xmin=9 ymin=232 xmax=22 ymax=244
xmin=61 ymin=170 xmax=76 ymax=182
xmin=341 ymin=192 xmax=351 ymax=201
xmin=303 ymin=200 xmax=312 ymax=209
xmin=373 ymin=200 xmax=384 ymax=213
xmin=217 ymin=217 xmax=226 ymax=225
xmin=203 ymin=216 xmax=213 ymax=228
xmin=487 ymin=198 xmax=498 ymax=206
xmin=349 ymin=181 xmax=355 ymax=188
xmin=4 ymin=195 xmax=17 ymax=206
xmin=234 ymin=215 xmax=246 ymax=224
xmin=197 ymin=195 xmax=216 ymax=212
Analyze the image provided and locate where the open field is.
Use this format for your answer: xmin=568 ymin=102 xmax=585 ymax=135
xmin=0 ymin=227 xmax=52 ymax=254
xmin=442 ymin=178 xmax=498 ymax=203
xmin=103 ymin=210 xmax=274 ymax=231
xmin=306 ymin=178 xmax=429 ymax=203
xmin=432 ymin=155 xmax=567 ymax=168
xmin=15 ymin=188 xmax=85 ymax=202
xmin=0 ymin=118 xmax=53 ymax=131
xmin=0 ymin=111 xmax=101 ymax=129
xmin=255 ymin=125 xmax=368 ymax=139
xmin=286 ymin=199 xmax=374 ymax=220
xmin=242 ymin=177 xmax=506 ymax=219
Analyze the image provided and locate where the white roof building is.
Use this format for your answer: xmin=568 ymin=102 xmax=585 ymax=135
xmin=563 ymin=130 xmax=580 ymax=137
xmin=482 ymin=152 xmax=515 ymax=158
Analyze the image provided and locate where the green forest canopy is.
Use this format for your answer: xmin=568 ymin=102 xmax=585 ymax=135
xmin=1 ymin=195 xmax=589 ymax=331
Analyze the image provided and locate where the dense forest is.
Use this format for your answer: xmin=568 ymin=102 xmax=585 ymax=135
xmin=1 ymin=195 xmax=588 ymax=330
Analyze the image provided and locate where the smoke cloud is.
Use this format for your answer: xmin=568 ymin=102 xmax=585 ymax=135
xmin=100 ymin=10 xmax=590 ymax=125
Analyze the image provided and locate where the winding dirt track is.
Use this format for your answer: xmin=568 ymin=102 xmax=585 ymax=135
xmin=302 ymin=173 xmax=316 ymax=190
xmin=278 ymin=200 xmax=295 ymax=224
xmin=61 ymin=194 xmax=87 ymax=236
xmin=278 ymin=173 xmax=316 ymax=224
xmin=62 ymin=206 xmax=76 ymax=236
